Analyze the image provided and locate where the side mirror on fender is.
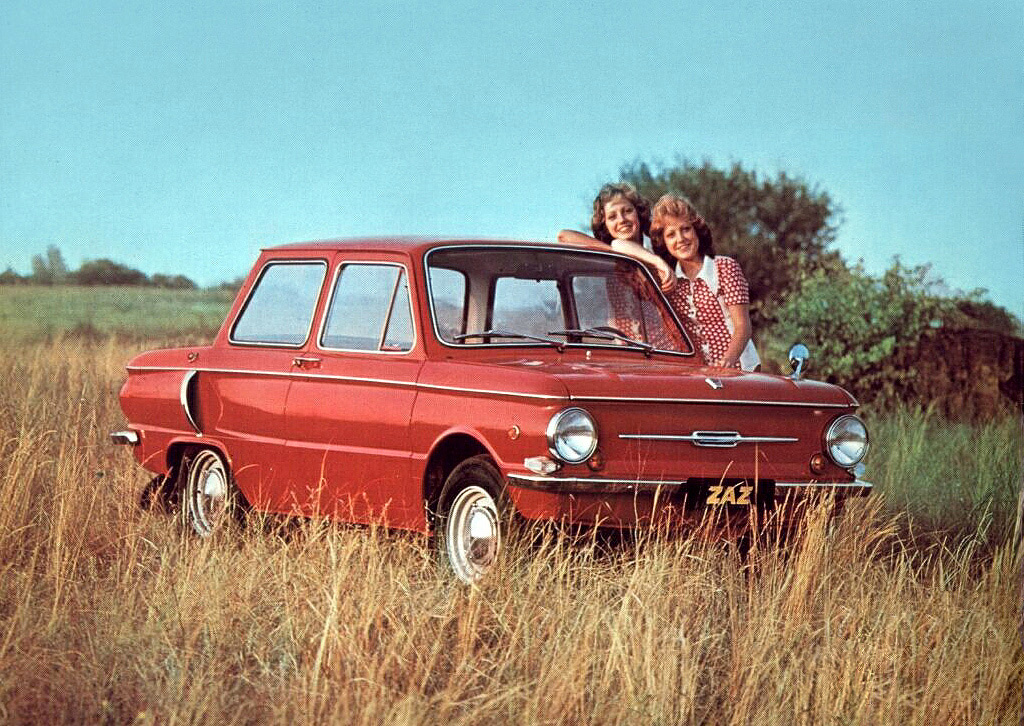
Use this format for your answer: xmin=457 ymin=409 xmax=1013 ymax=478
xmin=788 ymin=343 xmax=809 ymax=380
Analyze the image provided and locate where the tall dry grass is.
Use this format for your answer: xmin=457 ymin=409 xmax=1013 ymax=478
xmin=0 ymin=336 xmax=1020 ymax=725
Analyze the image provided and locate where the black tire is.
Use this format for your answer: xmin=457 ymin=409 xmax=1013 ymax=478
xmin=139 ymin=473 xmax=178 ymax=511
xmin=435 ymin=455 xmax=510 ymax=584
xmin=179 ymin=448 xmax=239 ymax=537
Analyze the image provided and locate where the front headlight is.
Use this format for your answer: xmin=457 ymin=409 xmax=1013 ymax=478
xmin=546 ymin=408 xmax=598 ymax=464
xmin=824 ymin=415 xmax=869 ymax=468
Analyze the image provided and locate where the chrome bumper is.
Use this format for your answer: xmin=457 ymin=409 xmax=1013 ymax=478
xmin=507 ymin=473 xmax=872 ymax=495
xmin=110 ymin=430 xmax=140 ymax=446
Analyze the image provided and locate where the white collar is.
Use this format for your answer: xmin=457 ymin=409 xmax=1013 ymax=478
xmin=679 ymin=255 xmax=717 ymax=291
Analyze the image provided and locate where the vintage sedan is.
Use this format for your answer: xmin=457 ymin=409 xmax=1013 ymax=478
xmin=112 ymin=237 xmax=870 ymax=582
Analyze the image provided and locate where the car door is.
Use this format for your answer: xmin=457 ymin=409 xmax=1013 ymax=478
xmin=196 ymin=256 xmax=329 ymax=512
xmin=282 ymin=255 xmax=423 ymax=527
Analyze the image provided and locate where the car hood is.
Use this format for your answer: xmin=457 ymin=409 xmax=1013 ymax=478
xmin=480 ymin=355 xmax=857 ymax=408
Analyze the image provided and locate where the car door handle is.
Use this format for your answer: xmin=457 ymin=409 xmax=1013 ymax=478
xmin=293 ymin=356 xmax=322 ymax=369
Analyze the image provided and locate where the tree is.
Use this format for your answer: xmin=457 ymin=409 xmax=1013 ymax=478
xmin=30 ymin=244 xmax=69 ymax=285
xmin=771 ymin=259 xmax=956 ymax=405
xmin=46 ymin=245 xmax=69 ymax=283
xmin=952 ymin=297 xmax=1022 ymax=337
xmin=71 ymin=259 xmax=149 ymax=286
xmin=0 ymin=267 xmax=26 ymax=285
xmin=620 ymin=159 xmax=844 ymax=328
xmin=151 ymin=273 xmax=197 ymax=289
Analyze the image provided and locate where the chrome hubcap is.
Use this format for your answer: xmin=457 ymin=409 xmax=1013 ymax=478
xmin=202 ymin=468 xmax=226 ymax=499
xmin=189 ymin=450 xmax=229 ymax=536
xmin=446 ymin=485 xmax=500 ymax=583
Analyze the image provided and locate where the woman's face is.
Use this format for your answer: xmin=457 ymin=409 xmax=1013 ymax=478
xmin=602 ymin=196 xmax=641 ymax=241
xmin=662 ymin=215 xmax=701 ymax=265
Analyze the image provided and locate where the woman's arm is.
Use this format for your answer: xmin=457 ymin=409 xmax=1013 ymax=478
xmin=608 ymin=239 xmax=675 ymax=292
xmin=715 ymin=303 xmax=752 ymax=368
xmin=557 ymin=229 xmax=598 ymax=245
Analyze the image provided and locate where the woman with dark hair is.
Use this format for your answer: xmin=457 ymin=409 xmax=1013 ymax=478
xmin=558 ymin=183 xmax=675 ymax=291
xmin=651 ymin=194 xmax=759 ymax=370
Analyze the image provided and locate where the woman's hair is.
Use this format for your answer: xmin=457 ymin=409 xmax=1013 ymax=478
xmin=590 ymin=183 xmax=651 ymax=244
xmin=649 ymin=194 xmax=715 ymax=260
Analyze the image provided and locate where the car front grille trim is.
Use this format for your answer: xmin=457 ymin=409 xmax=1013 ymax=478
xmin=618 ymin=431 xmax=799 ymax=448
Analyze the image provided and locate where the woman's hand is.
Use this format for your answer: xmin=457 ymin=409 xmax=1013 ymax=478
xmin=712 ymin=355 xmax=741 ymax=369
xmin=715 ymin=303 xmax=753 ymax=370
xmin=653 ymin=260 xmax=676 ymax=292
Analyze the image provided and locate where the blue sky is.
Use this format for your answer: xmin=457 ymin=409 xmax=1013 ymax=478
xmin=2 ymin=1 xmax=1021 ymax=319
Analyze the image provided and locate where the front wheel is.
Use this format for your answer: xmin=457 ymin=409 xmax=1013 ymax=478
xmin=180 ymin=448 xmax=238 ymax=537
xmin=436 ymin=456 xmax=509 ymax=584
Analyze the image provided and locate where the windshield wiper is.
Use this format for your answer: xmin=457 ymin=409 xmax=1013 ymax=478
xmin=454 ymin=329 xmax=565 ymax=351
xmin=547 ymin=328 xmax=655 ymax=357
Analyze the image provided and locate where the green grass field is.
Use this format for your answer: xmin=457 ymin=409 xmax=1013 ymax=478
xmin=0 ymin=285 xmax=234 ymax=341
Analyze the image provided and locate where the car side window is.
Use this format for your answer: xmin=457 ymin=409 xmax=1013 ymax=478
xmin=428 ymin=267 xmax=466 ymax=341
xmin=230 ymin=261 xmax=327 ymax=346
xmin=320 ymin=264 xmax=414 ymax=352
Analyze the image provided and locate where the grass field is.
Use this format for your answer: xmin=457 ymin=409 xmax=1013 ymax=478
xmin=0 ymin=332 xmax=1020 ymax=724
xmin=0 ymin=285 xmax=234 ymax=341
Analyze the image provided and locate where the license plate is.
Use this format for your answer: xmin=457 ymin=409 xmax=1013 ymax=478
xmin=700 ymin=480 xmax=775 ymax=508
xmin=706 ymin=483 xmax=754 ymax=506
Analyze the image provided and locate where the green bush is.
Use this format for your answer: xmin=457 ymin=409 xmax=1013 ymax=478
xmin=772 ymin=259 xmax=956 ymax=405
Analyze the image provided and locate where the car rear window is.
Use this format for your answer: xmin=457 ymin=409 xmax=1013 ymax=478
xmin=230 ymin=261 xmax=327 ymax=346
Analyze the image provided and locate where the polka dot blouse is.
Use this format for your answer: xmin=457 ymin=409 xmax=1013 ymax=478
xmin=664 ymin=256 xmax=750 ymax=366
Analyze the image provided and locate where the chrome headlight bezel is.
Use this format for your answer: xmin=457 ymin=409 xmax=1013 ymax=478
xmin=546 ymin=407 xmax=598 ymax=464
xmin=824 ymin=414 xmax=869 ymax=468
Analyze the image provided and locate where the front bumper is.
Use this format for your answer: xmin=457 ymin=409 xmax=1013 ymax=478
xmin=507 ymin=472 xmax=872 ymax=496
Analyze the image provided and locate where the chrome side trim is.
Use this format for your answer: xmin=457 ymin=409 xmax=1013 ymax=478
xmin=126 ymin=365 xmax=568 ymax=401
xmin=574 ymin=395 xmax=852 ymax=408
xmin=126 ymin=365 xmax=850 ymax=408
xmin=110 ymin=430 xmax=139 ymax=446
xmin=776 ymin=480 xmax=873 ymax=490
xmin=180 ymin=370 xmax=202 ymax=435
xmin=508 ymin=473 xmax=686 ymax=493
xmin=619 ymin=431 xmax=798 ymax=447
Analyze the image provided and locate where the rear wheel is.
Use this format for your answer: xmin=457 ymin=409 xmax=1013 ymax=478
xmin=436 ymin=456 xmax=509 ymax=583
xmin=180 ymin=448 xmax=238 ymax=537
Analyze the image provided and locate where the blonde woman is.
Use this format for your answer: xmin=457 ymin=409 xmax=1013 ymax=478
xmin=650 ymin=194 xmax=759 ymax=370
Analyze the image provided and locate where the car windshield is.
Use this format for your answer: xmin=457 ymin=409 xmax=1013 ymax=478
xmin=426 ymin=246 xmax=693 ymax=355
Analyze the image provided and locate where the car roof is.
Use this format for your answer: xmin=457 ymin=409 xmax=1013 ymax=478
xmin=264 ymin=236 xmax=610 ymax=257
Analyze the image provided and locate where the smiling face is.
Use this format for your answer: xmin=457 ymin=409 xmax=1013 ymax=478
xmin=602 ymin=196 xmax=642 ymax=242
xmin=662 ymin=214 xmax=701 ymax=266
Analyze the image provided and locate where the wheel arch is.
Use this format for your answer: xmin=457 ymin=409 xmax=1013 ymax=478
xmin=164 ymin=438 xmax=243 ymax=501
xmin=422 ymin=431 xmax=502 ymax=529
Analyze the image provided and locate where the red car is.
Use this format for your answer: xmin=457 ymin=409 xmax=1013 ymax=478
xmin=112 ymin=238 xmax=869 ymax=582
